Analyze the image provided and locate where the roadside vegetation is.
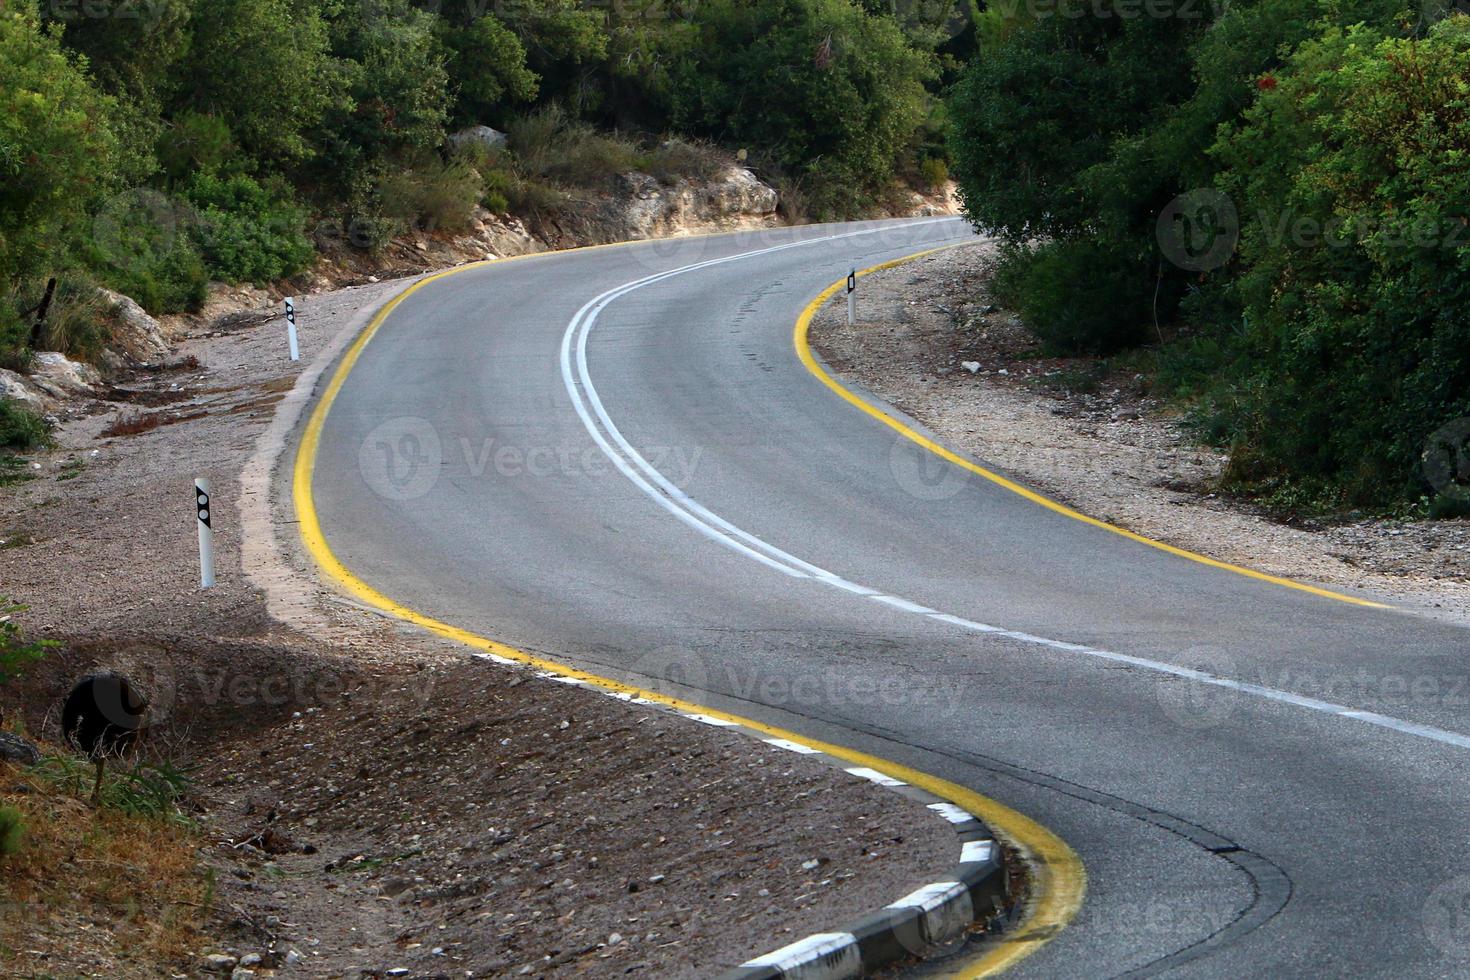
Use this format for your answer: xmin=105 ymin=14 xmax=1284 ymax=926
xmin=948 ymin=2 xmax=1470 ymax=516
xmin=1 ymin=0 xmax=967 ymax=372
xmin=1 ymin=608 xmax=208 ymax=974
xmin=0 ymin=752 xmax=209 ymax=974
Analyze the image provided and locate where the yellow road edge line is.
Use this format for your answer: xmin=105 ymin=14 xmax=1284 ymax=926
xmin=291 ymin=239 xmax=1085 ymax=978
xmin=795 ymin=248 xmax=1391 ymax=611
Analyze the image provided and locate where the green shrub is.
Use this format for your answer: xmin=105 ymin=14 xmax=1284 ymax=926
xmin=480 ymin=168 xmax=514 ymax=215
xmin=185 ymin=174 xmax=313 ymax=284
xmin=0 ymin=806 xmax=22 ymax=856
xmin=773 ymin=176 xmax=809 ymax=225
xmin=0 ymin=304 xmax=30 ymax=373
xmin=668 ymin=0 xmax=932 ymax=211
xmin=378 ymin=157 xmax=484 ymax=234
xmin=12 ymin=275 xmax=110 ymax=364
xmin=504 ymin=176 xmax=566 ymax=217
xmin=0 ymin=600 xmax=56 ymax=682
xmin=995 ymin=240 xmax=1156 ymax=356
xmin=86 ymin=190 xmax=208 ymax=314
xmin=918 ymin=156 xmax=949 ymax=193
xmin=30 ymin=755 xmax=193 ymax=823
xmin=1204 ymin=18 xmax=1470 ymax=506
xmin=646 ymin=139 xmax=729 ymax=185
xmin=156 ymin=111 xmax=236 ymax=183
xmin=506 ymin=106 xmax=641 ymax=186
xmin=0 ymin=403 xmax=49 ymax=453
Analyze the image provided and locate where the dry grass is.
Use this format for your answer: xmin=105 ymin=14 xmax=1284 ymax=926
xmin=0 ymin=758 xmax=211 ymax=977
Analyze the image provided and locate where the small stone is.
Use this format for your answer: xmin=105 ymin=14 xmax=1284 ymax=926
xmin=238 ymin=953 xmax=262 ymax=967
xmin=201 ymin=953 xmax=238 ymax=973
xmin=608 ymin=932 xmax=623 ymax=946
xmin=0 ymin=732 xmax=41 ymax=767
xmin=285 ymin=950 xmax=303 ymax=966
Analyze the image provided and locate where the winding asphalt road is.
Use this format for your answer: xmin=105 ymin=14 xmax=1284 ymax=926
xmin=303 ymin=218 xmax=1470 ymax=977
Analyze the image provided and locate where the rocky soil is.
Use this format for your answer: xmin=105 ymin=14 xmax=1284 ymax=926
xmin=1 ymin=247 xmax=960 ymax=976
xmin=811 ymin=242 xmax=1470 ymax=623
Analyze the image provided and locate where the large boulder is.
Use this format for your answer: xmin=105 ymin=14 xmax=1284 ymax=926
xmin=447 ymin=125 xmax=508 ymax=154
xmin=98 ymin=289 xmax=169 ymax=363
xmin=0 ymin=369 xmax=52 ymax=412
xmin=697 ymin=167 xmax=779 ymax=217
xmin=30 ymin=352 xmax=100 ymax=398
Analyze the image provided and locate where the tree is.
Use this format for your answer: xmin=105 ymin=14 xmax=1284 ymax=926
xmin=174 ymin=0 xmax=347 ymax=168
xmin=670 ymin=0 xmax=933 ymax=215
xmin=443 ymin=14 xmax=539 ymax=126
xmin=0 ymin=2 xmax=119 ymax=287
xmin=1206 ymin=17 xmax=1470 ymax=504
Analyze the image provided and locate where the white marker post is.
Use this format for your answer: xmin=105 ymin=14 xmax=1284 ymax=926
xmin=195 ymin=478 xmax=215 ymax=589
xmin=846 ymin=268 xmax=857 ymax=326
xmin=284 ymin=297 xmax=300 ymax=361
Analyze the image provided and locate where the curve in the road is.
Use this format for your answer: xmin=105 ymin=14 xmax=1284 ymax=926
xmin=298 ymin=218 xmax=1470 ymax=979
xmin=292 ymin=235 xmax=1086 ymax=978
xmin=566 ymin=246 xmax=1470 ymax=756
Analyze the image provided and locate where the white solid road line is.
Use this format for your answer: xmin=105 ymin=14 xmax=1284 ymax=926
xmin=557 ymin=230 xmax=1470 ymax=755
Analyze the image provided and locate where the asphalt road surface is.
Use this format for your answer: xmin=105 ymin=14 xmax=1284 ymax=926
xmin=304 ymin=217 xmax=1470 ymax=977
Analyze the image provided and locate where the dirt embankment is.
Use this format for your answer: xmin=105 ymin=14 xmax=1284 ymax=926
xmin=1 ymin=261 xmax=959 ymax=977
xmin=810 ymin=243 xmax=1470 ymax=621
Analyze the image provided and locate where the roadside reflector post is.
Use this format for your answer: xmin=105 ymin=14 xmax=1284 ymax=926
xmin=846 ymin=268 xmax=857 ymax=326
xmin=195 ymin=477 xmax=215 ymax=589
xmin=285 ymin=297 xmax=300 ymax=361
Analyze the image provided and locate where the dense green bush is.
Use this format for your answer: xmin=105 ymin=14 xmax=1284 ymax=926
xmin=506 ymin=106 xmax=643 ymax=185
xmin=0 ymin=305 xmax=30 ymax=373
xmin=918 ymin=157 xmax=948 ymax=194
xmin=948 ymin=0 xmax=1470 ymax=509
xmin=646 ymin=139 xmax=729 ymax=185
xmin=1201 ymin=18 xmax=1470 ymax=505
xmin=378 ymin=157 xmax=484 ymax=234
xmin=993 ymin=241 xmax=1157 ymax=356
xmin=0 ymin=402 xmax=48 ymax=452
xmin=0 ymin=3 xmax=120 ymax=287
xmin=85 ymin=191 xmax=208 ymax=313
xmin=185 ymin=174 xmax=314 ymax=284
xmin=155 ymin=112 xmax=237 ymax=184
xmin=178 ymin=0 xmax=347 ymax=167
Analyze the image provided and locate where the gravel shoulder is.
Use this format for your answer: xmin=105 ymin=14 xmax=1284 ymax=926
xmin=810 ymin=242 xmax=1470 ymax=624
xmin=2 ymin=261 xmax=958 ymax=976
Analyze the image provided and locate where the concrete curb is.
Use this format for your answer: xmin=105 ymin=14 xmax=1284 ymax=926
xmin=718 ymin=781 xmax=1007 ymax=980
xmin=478 ymin=661 xmax=1011 ymax=980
